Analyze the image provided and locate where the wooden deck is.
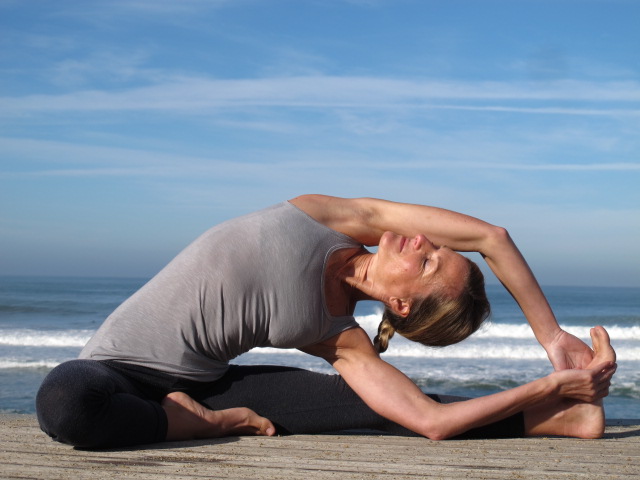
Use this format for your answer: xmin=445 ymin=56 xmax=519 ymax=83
xmin=1 ymin=415 xmax=638 ymax=479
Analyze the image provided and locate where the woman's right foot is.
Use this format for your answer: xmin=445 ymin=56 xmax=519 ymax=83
xmin=161 ymin=392 xmax=276 ymax=441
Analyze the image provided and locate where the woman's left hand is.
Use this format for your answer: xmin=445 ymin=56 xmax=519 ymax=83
xmin=546 ymin=329 xmax=595 ymax=370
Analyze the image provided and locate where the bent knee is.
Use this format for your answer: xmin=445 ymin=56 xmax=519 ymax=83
xmin=36 ymin=361 xmax=113 ymax=447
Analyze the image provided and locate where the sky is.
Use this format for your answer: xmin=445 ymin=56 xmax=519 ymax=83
xmin=1 ymin=0 xmax=639 ymax=287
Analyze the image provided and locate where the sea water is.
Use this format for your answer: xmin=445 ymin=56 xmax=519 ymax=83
xmin=0 ymin=276 xmax=638 ymax=418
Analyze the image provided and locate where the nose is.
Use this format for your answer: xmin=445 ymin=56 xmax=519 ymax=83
xmin=413 ymin=234 xmax=434 ymax=250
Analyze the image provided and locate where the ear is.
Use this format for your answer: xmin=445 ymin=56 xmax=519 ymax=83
xmin=389 ymin=296 xmax=412 ymax=317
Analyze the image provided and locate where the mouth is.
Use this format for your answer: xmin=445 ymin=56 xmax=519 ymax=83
xmin=399 ymin=236 xmax=407 ymax=252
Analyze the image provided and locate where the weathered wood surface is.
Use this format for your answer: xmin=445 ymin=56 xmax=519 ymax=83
xmin=1 ymin=415 xmax=638 ymax=479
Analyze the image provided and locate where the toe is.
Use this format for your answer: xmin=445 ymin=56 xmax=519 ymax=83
xmin=591 ymin=326 xmax=616 ymax=363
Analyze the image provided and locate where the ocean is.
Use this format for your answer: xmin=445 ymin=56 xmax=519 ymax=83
xmin=0 ymin=276 xmax=638 ymax=419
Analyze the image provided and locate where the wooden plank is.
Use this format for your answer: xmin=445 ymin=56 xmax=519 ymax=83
xmin=1 ymin=415 xmax=638 ymax=480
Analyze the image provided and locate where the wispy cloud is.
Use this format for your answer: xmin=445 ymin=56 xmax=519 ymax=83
xmin=46 ymin=0 xmax=240 ymax=19
xmin=2 ymin=137 xmax=637 ymax=181
xmin=48 ymin=51 xmax=160 ymax=88
xmin=419 ymin=105 xmax=640 ymax=117
xmin=2 ymin=76 xmax=639 ymax=115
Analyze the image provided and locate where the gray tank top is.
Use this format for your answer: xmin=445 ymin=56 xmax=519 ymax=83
xmin=79 ymin=201 xmax=360 ymax=381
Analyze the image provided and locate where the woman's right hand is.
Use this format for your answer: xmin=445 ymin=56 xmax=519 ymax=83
xmin=549 ymin=362 xmax=616 ymax=403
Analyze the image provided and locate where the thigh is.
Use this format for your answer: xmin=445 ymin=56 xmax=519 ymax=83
xmin=190 ymin=364 xmax=414 ymax=435
xmin=36 ymin=360 xmax=168 ymax=448
xmin=189 ymin=364 xmax=524 ymax=438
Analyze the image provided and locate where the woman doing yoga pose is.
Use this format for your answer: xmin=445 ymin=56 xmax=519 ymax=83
xmin=36 ymin=195 xmax=616 ymax=448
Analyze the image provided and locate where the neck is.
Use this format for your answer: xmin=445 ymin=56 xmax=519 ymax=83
xmin=324 ymin=248 xmax=376 ymax=316
xmin=339 ymin=249 xmax=377 ymax=303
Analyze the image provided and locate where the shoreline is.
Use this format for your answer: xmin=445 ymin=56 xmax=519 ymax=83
xmin=1 ymin=415 xmax=638 ymax=479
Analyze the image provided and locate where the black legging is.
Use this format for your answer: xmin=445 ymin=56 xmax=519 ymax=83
xmin=36 ymin=360 xmax=524 ymax=449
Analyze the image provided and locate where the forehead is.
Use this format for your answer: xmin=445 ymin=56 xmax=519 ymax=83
xmin=436 ymin=249 xmax=470 ymax=297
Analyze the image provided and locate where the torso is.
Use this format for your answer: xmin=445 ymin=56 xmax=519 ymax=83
xmin=79 ymin=201 xmax=362 ymax=381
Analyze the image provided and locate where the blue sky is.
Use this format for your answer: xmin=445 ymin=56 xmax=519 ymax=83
xmin=1 ymin=0 xmax=638 ymax=286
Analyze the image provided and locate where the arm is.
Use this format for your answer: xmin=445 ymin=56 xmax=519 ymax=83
xmin=301 ymin=328 xmax=614 ymax=440
xmin=290 ymin=194 xmax=495 ymax=249
xmin=480 ymin=228 xmax=594 ymax=369
xmin=291 ymin=194 xmax=594 ymax=369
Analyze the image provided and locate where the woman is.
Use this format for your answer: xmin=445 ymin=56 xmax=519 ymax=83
xmin=36 ymin=195 xmax=616 ymax=448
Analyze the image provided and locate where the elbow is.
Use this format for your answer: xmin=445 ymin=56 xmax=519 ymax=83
xmin=482 ymin=224 xmax=513 ymax=255
xmin=424 ymin=431 xmax=449 ymax=441
xmin=421 ymin=427 xmax=454 ymax=441
xmin=415 ymin=417 xmax=457 ymax=441
xmin=413 ymin=403 xmax=471 ymax=440
xmin=489 ymin=225 xmax=511 ymax=243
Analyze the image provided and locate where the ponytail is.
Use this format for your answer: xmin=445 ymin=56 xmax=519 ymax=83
xmin=373 ymin=317 xmax=396 ymax=353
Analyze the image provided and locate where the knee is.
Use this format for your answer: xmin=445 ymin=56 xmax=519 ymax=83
xmin=36 ymin=361 xmax=111 ymax=448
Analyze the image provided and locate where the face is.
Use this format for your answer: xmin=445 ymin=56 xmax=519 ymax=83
xmin=374 ymin=231 xmax=470 ymax=312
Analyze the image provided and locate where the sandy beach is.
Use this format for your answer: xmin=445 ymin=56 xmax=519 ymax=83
xmin=0 ymin=415 xmax=638 ymax=479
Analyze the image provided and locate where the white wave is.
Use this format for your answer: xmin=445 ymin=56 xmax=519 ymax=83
xmin=253 ymin=344 xmax=640 ymax=360
xmin=0 ymin=359 xmax=62 ymax=369
xmin=384 ymin=342 xmax=548 ymax=359
xmin=476 ymin=323 xmax=640 ymax=341
xmin=353 ymin=313 xmax=640 ymax=341
xmin=354 ymin=312 xmax=384 ymax=334
xmin=0 ymin=329 xmax=93 ymax=347
xmin=1 ymin=319 xmax=638 ymax=356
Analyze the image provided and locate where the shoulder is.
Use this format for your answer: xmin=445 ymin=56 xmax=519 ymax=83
xmin=289 ymin=194 xmax=381 ymax=246
xmin=300 ymin=326 xmax=378 ymax=364
xmin=289 ymin=194 xmax=362 ymax=220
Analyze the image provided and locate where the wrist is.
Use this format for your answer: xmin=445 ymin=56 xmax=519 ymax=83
xmin=541 ymin=326 xmax=565 ymax=350
xmin=542 ymin=373 xmax=560 ymax=399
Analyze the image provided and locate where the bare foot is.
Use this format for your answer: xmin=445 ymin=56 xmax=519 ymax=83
xmin=558 ymin=326 xmax=616 ymax=438
xmin=526 ymin=398 xmax=605 ymax=439
xmin=587 ymin=326 xmax=616 ymax=367
xmin=161 ymin=392 xmax=276 ymax=441
xmin=525 ymin=326 xmax=616 ymax=439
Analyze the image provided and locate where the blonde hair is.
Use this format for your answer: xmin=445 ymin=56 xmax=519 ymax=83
xmin=373 ymin=258 xmax=490 ymax=354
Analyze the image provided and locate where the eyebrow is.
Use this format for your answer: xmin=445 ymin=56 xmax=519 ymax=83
xmin=431 ymin=248 xmax=443 ymax=275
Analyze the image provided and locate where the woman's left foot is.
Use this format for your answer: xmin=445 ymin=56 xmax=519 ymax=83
xmin=161 ymin=392 xmax=276 ymax=441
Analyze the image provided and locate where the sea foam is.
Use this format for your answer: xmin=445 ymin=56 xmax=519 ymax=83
xmin=0 ymin=329 xmax=93 ymax=347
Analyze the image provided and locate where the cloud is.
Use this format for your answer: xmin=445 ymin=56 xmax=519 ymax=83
xmin=417 ymin=105 xmax=640 ymax=117
xmin=1 ymin=137 xmax=637 ymax=181
xmin=443 ymin=162 xmax=640 ymax=171
xmin=47 ymin=0 xmax=240 ymax=19
xmin=48 ymin=51 xmax=160 ymax=88
xmin=2 ymin=76 xmax=639 ymax=115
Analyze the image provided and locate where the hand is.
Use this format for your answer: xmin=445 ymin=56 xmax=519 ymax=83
xmin=546 ymin=329 xmax=595 ymax=370
xmin=550 ymin=361 xmax=616 ymax=402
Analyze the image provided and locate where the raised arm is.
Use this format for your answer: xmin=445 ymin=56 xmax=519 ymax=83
xmin=300 ymin=328 xmax=613 ymax=440
xmin=290 ymin=194 xmax=594 ymax=369
xmin=290 ymin=194 xmax=495 ymax=249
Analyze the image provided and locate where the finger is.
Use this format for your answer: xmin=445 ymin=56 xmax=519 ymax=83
xmin=593 ymin=373 xmax=614 ymax=398
xmin=592 ymin=360 xmax=616 ymax=371
xmin=596 ymin=363 xmax=617 ymax=381
xmin=590 ymin=362 xmax=616 ymax=378
xmin=593 ymin=375 xmax=613 ymax=395
xmin=596 ymin=385 xmax=610 ymax=399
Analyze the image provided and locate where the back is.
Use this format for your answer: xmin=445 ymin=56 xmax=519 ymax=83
xmin=80 ymin=201 xmax=360 ymax=381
